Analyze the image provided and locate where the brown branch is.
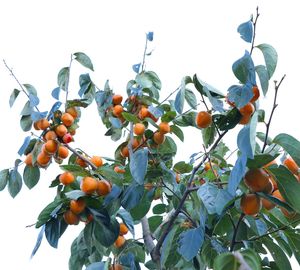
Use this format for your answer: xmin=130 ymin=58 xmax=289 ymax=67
xmin=250 ymin=7 xmax=260 ymax=55
xmin=230 ymin=213 xmax=245 ymax=251
xmin=261 ymin=74 xmax=286 ymax=153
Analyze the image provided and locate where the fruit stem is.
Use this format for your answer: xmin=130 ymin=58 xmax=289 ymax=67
xmin=261 ymin=74 xmax=286 ymax=153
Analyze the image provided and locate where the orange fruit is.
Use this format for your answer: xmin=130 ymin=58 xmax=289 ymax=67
xmin=153 ymin=132 xmax=165 ymax=145
xmin=144 ymin=183 xmax=153 ymax=190
xmin=24 ymin=153 xmax=33 ymax=166
xmin=61 ymin=113 xmax=74 ymax=127
xmin=63 ymin=210 xmax=79 ymax=225
xmin=75 ymin=157 xmax=87 ymax=168
xmin=44 ymin=130 xmax=57 ymax=141
xmin=70 ymin=198 xmax=86 ymax=214
xmin=90 ymin=156 xmax=103 ymax=167
xmin=96 ymin=180 xmax=112 ymax=196
xmin=272 ymin=190 xmax=295 ymax=218
xmin=196 ymin=111 xmax=212 ymax=128
xmin=112 ymin=94 xmax=123 ymax=105
xmin=109 ymin=264 xmax=123 ymax=270
xmin=113 ymin=105 xmax=123 ymax=117
xmin=138 ymin=106 xmax=149 ymax=119
xmin=44 ymin=140 xmax=58 ymax=155
xmin=159 ymin=122 xmax=171 ymax=134
xmin=133 ymin=123 xmax=146 ymax=135
xmin=239 ymin=102 xmax=255 ymax=116
xmin=55 ymin=124 xmax=68 ymax=137
xmin=59 ymin=172 xmax=75 ymax=185
xmin=261 ymin=198 xmax=275 ymax=210
xmin=175 ymin=173 xmax=180 ymax=183
xmin=37 ymin=151 xmax=51 ymax=167
xmin=283 ymin=157 xmax=299 ymax=175
xmin=263 ymin=159 xmax=277 ymax=168
xmin=38 ymin=118 xmax=50 ymax=130
xmin=81 ymin=176 xmax=98 ymax=194
xmin=120 ymin=146 xmax=129 ymax=158
xmin=119 ymin=223 xmax=129 ymax=236
xmin=114 ymin=166 xmax=126 ymax=174
xmin=239 ymin=114 xmax=251 ymax=125
xmin=250 ymin=85 xmax=260 ymax=103
xmin=33 ymin=121 xmax=41 ymax=130
xmin=244 ymin=168 xmax=270 ymax=192
xmin=272 ymin=189 xmax=285 ymax=202
xmin=66 ymin=107 xmax=78 ymax=119
xmin=240 ymin=194 xmax=261 ymax=216
xmin=114 ymin=235 xmax=126 ymax=248
xmin=57 ymin=145 xmax=69 ymax=159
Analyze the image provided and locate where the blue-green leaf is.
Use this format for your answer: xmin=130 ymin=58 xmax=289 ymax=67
xmin=178 ymin=227 xmax=204 ymax=261
xmin=0 ymin=169 xmax=9 ymax=191
xmin=121 ymin=184 xmax=145 ymax=210
xmin=18 ymin=136 xmax=31 ymax=156
xmin=86 ymin=262 xmax=105 ymax=270
xmin=130 ymin=148 xmax=148 ymax=185
xmin=256 ymin=43 xmax=278 ymax=79
xmin=185 ymin=88 xmax=197 ymax=109
xmin=74 ymin=52 xmax=94 ymax=71
xmin=255 ymin=65 xmax=269 ymax=96
xmin=117 ymin=209 xmax=135 ymax=238
xmin=8 ymin=169 xmax=22 ymax=198
xmin=51 ymin=87 xmax=61 ymax=100
xmin=23 ymin=165 xmax=40 ymax=189
xmin=174 ymin=86 xmax=185 ymax=114
xmin=237 ymin=20 xmax=253 ymax=43
xmin=45 ymin=217 xmax=67 ymax=248
xmin=57 ymin=67 xmax=69 ymax=90
xmin=9 ymin=89 xmax=20 ymax=107
xmin=23 ymin=84 xmax=37 ymax=96
xmin=232 ymin=51 xmax=256 ymax=85
xmin=30 ymin=225 xmax=45 ymax=258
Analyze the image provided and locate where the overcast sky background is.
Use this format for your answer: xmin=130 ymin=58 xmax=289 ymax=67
xmin=0 ymin=0 xmax=299 ymax=269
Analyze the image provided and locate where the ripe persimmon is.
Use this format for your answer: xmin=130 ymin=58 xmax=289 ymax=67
xmin=159 ymin=122 xmax=171 ymax=134
xmin=196 ymin=111 xmax=212 ymax=128
xmin=61 ymin=113 xmax=74 ymax=127
xmin=261 ymin=198 xmax=275 ymax=210
xmin=272 ymin=190 xmax=295 ymax=218
xmin=119 ymin=223 xmax=129 ymax=236
xmin=175 ymin=173 xmax=180 ymax=183
xmin=114 ymin=235 xmax=126 ymax=248
xmin=113 ymin=105 xmax=123 ymax=117
xmin=138 ymin=106 xmax=149 ymax=119
xmin=44 ymin=140 xmax=58 ymax=155
xmin=283 ymin=157 xmax=299 ymax=175
xmin=133 ymin=123 xmax=146 ymax=135
xmin=81 ymin=176 xmax=98 ymax=194
xmin=59 ymin=172 xmax=75 ymax=185
xmin=244 ymin=168 xmax=270 ymax=192
xmin=112 ymin=94 xmax=123 ymax=105
xmin=70 ymin=198 xmax=86 ymax=214
xmin=114 ymin=166 xmax=126 ymax=174
xmin=37 ymin=151 xmax=51 ymax=167
xmin=63 ymin=210 xmax=79 ymax=225
xmin=120 ymin=146 xmax=129 ymax=158
xmin=96 ymin=180 xmax=111 ymax=196
xmin=57 ymin=145 xmax=69 ymax=159
xmin=153 ymin=131 xmax=165 ymax=145
xmin=90 ymin=156 xmax=103 ymax=167
xmin=109 ymin=264 xmax=123 ymax=270
xmin=272 ymin=189 xmax=284 ymax=202
xmin=38 ymin=118 xmax=50 ymax=130
xmin=55 ymin=124 xmax=68 ymax=137
xmin=239 ymin=114 xmax=251 ymax=125
xmin=24 ymin=153 xmax=33 ymax=166
xmin=75 ymin=157 xmax=87 ymax=167
xmin=66 ymin=107 xmax=78 ymax=119
xmin=240 ymin=194 xmax=261 ymax=216
xmin=250 ymin=85 xmax=260 ymax=103
xmin=263 ymin=179 xmax=274 ymax=194
xmin=44 ymin=130 xmax=57 ymax=141
xmin=239 ymin=103 xmax=255 ymax=116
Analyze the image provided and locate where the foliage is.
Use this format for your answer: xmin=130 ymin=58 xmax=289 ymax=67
xmin=2 ymin=9 xmax=300 ymax=270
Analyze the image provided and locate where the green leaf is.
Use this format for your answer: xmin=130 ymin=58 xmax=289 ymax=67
xmin=8 ymin=169 xmax=22 ymax=198
xmin=73 ymin=52 xmax=94 ymax=71
xmin=65 ymin=190 xmax=86 ymax=200
xmin=57 ymin=67 xmax=70 ymax=90
xmin=285 ymin=230 xmax=300 ymax=265
xmin=93 ymin=217 xmax=119 ymax=247
xmin=121 ymin=184 xmax=145 ymax=211
xmin=174 ymin=86 xmax=185 ymax=114
xmin=214 ymin=253 xmax=239 ymax=270
xmin=130 ymin=191 xmax=151 ymax=220
xmin=130 ymin=148 xmax=148 ymax=185
xmin=0 ymin=169 xmax=9 ymax=191
xmin=9 ymin=89 xmax=20 ymax=107
xmin=121 ymin=112 xmax=139 ymax=123
xmin=273 ymin=133 xmax=300 ymax=167
xmin=173 ymin=161 xmax=193 ymax=173
xmin=170 ymin=125 xmax=184 ymax=142
xmin=268 ymin=165 xmax=300 ymax=213
xmin=161 ymin=111 xmax=177 ymax=123
xmin=23 ymin=84 xmax=37 ymax=96
xmin=23 ymin=165 xmax=40 ymax=189
xmin=66 ymin=99 xmax=89 ymax=108
xmin=256 ymin=43 xmax=278 ymax=79
xmin=45 ymin=217 xmax=67 ymax=248
xmin=185 ymin=88 xmax=197 ymax=109
xmin=178 ymin=227 xmax=205 ymax=261
xmin=148 ymin=215 xmax=163 ymax=233
xmin=193 ymin=74 xmax=224 ymax=97
xmin=20 ymin=101 xmax=32 ymax=115
xmin=96 ymin=166 xmax=123 ymax=186
xmin=60 ymin=164 xmax=89 ymax=176
xmin=255 ymin=65 xmax=269 ymax=95
xmin=240 ymin=249 xmax=261 ymax=270
xmin=159 ymin=136 xmax=177 ymax=156
xmin=36 ymin=200 xmax=63 ymax=228
xmin=152 ymin=204 xmax=167 ymax=214
xmin=173 ymin=111 xmax=197 ymax=127
xmin=202 ymin=124 xmax=216 ymax=147
xmin=20 ymin=115 xmax=33 ymax=131
xmin=247 ymin=154 xmax=278 ymax=169
xmin=213 ymin=107 xmax=241 ymax=131
xmin=263 ymin=236 xmax=292 ymax=270
xmin=160 ymin=225 xmax=178 ymax=268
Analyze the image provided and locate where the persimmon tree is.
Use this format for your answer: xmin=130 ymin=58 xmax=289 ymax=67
xmin=1 ymin=8 xmax=300 ymax=270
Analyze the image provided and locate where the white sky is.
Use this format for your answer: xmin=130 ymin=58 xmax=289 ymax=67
xmin=0 ymin=0 xmax=299 ymax=269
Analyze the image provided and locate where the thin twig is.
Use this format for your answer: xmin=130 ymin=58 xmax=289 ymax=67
xmin=250 ymin=7 xmax=260 ymax=55
xmin=65 ymin=54 xmax=73 ymax=109
xmin=3 ymin=59 xmax=40 ymax=112
xmin=141 ymin=34 xmax=148 ymax=72
xmin=261 ymin=74 xmax=286 ymax=152
xmin=230 ymin=213 xmax=245 ymax=251
xmin=159 ymin=85 xmax=181 ymax=106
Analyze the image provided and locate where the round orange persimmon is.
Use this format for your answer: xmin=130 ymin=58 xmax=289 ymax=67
xmin=159 ymin=122 xmax=171 ymax=134
xmin=114 ymin=235 xmax=126 ymax=248
xmin=119 ymin=223 xmax=129 ymax=236
xmin=113 ymin=105 xmax=123 ymax=117
xmin=244 ymin=168 xmax=270 ymax=192
xmin=90 ymin=156 xmax=103 ymax=167
xmin=196 ymin=111 xmax=212 ymax=128
xmin=61 ymin=112 xmax=74 ymax=127
xmin=81 ymin=176 xmax=98 ymax=194
xmin=240 ymin=194 xmax=261 ymax=216
xmin=59 ymin=172 xmax=75 ymax=185
xmin=153 ymin=131 xmax=165 ymax=145
xmin=112 ymin=94 xmax=123 ymax=105
xmin=250 ymin=85 xmax=260 ymax=103
xmin=70 ymin=198 xmax=86 ymax=214
xmin=96 ymin=180 xmax=112 ymax=196
xmin=283 ymin=157 xmax=299 ymax=175
xmin=55 ymin=124 xmax=68 ymax=137
xmin=63 ymin=210 xmax=80 ymax=225
xmin=133 ymin=123 xmax=146 ymax=135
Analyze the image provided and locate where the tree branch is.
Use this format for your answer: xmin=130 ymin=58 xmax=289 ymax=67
xmin=230 ymin=213 xmax=245 ymax=251
xmin=261 ymin=74 xmax=286 ymax=152
xmin=250 ymin=7 xmax=260 ymax=55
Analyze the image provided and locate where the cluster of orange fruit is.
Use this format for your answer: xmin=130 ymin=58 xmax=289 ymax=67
xmin=24 ymin=107 xmax=79 ymax=168
xmin=113 ymin=222 xmax=129 ymax=248
xmin=240 ymin=156 xmax=299 ymax=218
xmin=226 ymin=85 xmax=260 ymax=125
